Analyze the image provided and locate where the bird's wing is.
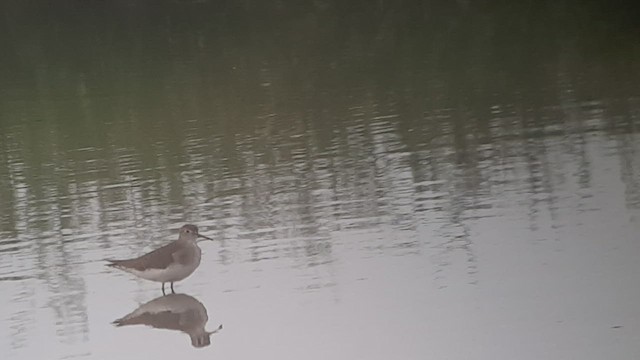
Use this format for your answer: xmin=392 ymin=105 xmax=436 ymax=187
xmin=109 ymin=242 xmax=181 ymax=270
xmin=113 ymin=311 xmax=185 ymax=331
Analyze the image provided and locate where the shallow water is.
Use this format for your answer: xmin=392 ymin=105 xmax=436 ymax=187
xmin=1 ymin=2 xmax=639 ymax=359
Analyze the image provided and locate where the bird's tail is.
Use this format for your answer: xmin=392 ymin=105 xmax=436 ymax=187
xmin=104 ymin=259 xmax=122 ymax=267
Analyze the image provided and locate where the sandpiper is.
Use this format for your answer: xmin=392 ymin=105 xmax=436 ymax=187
xmin=106 ymin=224 xmax=215 ymax=294
xmin=113 ymin=293 xmax=222 ymax=348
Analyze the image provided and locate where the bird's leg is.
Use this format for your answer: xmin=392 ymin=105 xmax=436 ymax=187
xmin=162 ymin=282 xmax=166 ymax=295
xmin=170 ymin=282 xmax=175 ymax=293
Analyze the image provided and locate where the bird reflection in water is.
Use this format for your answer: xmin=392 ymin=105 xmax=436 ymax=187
xmin=113 ymin=293 xmax=222 ymax=348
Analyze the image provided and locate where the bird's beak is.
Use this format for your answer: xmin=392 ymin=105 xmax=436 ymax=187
xmin=198 ymin=234 xmax=215 ymax=242
xmin=207 ymin=324 xmax=223 ymax=335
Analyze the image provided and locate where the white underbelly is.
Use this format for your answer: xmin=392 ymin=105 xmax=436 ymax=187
xmin=126 ymin=261 xmax=199 ymax=283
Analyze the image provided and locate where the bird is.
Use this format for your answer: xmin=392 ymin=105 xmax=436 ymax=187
xmin=106 ymin=224 xmax=215 ymax=294
xmin=113 ymin=293 xmax=222 ymax=348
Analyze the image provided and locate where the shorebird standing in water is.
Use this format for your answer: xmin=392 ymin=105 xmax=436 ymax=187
xmin=106 ymin=224 xmax=215 ymax=294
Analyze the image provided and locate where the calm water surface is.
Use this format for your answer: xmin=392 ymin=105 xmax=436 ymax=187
xmin=1 ymin=2 xmax=639 ymax=360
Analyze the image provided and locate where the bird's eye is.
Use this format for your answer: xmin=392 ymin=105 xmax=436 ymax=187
xmin=186 ymin=229 xmax=191 ymax=233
